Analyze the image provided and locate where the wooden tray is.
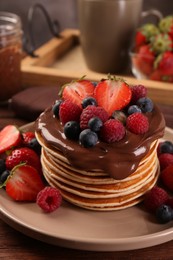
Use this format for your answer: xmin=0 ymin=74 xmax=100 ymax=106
xmin=21 ymin=29 xmax=173 ymax=107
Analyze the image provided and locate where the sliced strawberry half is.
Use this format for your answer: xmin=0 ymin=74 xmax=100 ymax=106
xmin=62 ymin=79 xmax=95 ymax=107
xmin=94 ymin=78 xmax=132 ymax=116
xmin=5 ymin=165 xmax=45 ymax=201
xmin=0 ymin=125 xmax=22 ymax=154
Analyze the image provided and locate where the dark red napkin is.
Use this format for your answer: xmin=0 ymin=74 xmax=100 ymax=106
xmin=10 ymin=86 xmax=60 ymax=121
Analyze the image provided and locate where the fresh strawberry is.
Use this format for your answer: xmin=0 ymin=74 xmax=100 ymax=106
xmin=151 ymin=33 xmax=172 ymax=54
xmin=161 ymin=165 xmax=173 ymax=192
xmin=22 ymin=131 xmax=35 ymax=146
xmin=134 ymin=24 xmax=159 ymax=49
xmin=5 ymin=147 xmax=42 ymax=173
xmin=149 ymin=69 xmax=162 ymax=81
xmin=61 ymin=79 xmax=95 ymax=107
xmin=154 ymin=51 xmax=173 ymax=76
xmin=144 ymin=186 xmax=169 ymax=213
xmin=135 ymin=31 xmax=147 ymax=49
xmin=5 ymin=165 xmax=45 ymax=201
xmin=159 ymin=16 xmax=173 ymax=40
xmin=59 ymin=99 xmax=82 ymax=125
xmin=134 ymin=44 xmax=155 ymax=75
xmin=94 ymin=76 xmax=132 ymax=116
xmin=0 ymin=125 xmax=22 ymax=154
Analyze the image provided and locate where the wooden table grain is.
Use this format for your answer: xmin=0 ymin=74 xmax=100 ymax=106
xmin=1 ymin=103 xmax=173 ymax=260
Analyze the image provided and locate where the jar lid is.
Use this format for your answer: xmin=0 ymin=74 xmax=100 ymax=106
xmin=0 ymin=11 xmax=22 ymax=37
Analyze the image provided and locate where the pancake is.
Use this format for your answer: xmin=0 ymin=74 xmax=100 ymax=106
xmin=36 ymin=131 xmax=160 ymax=210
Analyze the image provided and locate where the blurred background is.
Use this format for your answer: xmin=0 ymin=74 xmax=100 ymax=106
xmin=0 ymin=0 xmax=173 ymax=49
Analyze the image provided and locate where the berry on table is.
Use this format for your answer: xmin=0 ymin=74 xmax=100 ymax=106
xmin=144 ymin=186 xmax=169 ymax=213
xmin=64 ymin=121 xmax=80 ymax=140
xmin=27 ymin=138 xmax=41 ymax=154
xmin=126 ymin=113 xmax=149 ymax=135
xmin=36 ymin=186 xmax=62 ymax=213
xmin=5 ymin=165 xmax=45 ymax=201
xmin=160 ymin=165 xmax=173 ymax=192
xmin=0 ymin=125 xmax=22 ymax=154
xmin=79 ymin=129 xmax=98 ymax=148
xmin=22 ymin=131 xmax=35 ymax=146
xmin=159 ymin=141 xmax=173 ymax=154
xmin=5 ymin=147 xmax=42 ymax=173
xmin=156 ymin=204 xmax=173 ymax=224
xmin=0 ymin=170 xmax=10 ymax=186
xmin=158 ymin=153 xmax=173 ymax=170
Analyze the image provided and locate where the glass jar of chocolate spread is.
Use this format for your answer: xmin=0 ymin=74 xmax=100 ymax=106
xmin=0 ymin=12 xmax=23 ymax=103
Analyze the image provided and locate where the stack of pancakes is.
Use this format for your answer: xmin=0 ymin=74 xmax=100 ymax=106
xmin=36 ymin=131 xmax=160 ymax=211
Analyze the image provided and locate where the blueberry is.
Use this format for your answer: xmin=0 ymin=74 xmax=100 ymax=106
xmin=64 ymin=121 xmax=80 ymax=140
xmin=52 ymin=100 xmax=63 ymax=117
xmin=79 ymin=129 xmax=98 ymax=148
xmin=137 ymin=97 xmax=154 ymax=113
xmin=88 ymin=117 xmax=103 ymax=132
xmin=127 ymin=105 xmax=142 ymax=115
xmin=0 ymin=159 xmax=6 ymax=174
xmin=0 ymin=170 xmax=10 ymax=185
xmin=92 ymin=81 xmax=98 ymax=87
xmin=28 ymin=138 xmax=41 ymax=154
xmin=156 ymin=204 xmax=173 ymax=224
xmin=82 ymin=97 xmax=97 ymax=108
xmin=160 ymin=141 xmax=173 ymax=154
xmin=112 ymin=110 xmax=127 ymax=125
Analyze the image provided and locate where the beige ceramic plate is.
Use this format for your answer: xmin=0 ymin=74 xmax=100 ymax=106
xmin=0 ymin=125 xmax=173 ymax=251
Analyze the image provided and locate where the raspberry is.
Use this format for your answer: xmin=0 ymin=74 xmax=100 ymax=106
xmin=161 ymin=165 xmax=173 ymax=192
xmin=59 ymin=99 xmax=82 ymax=125
xmin=80 ymin=105 xmax=109 ymax=130
xmin=158 ymin=153 xmax=173 ymax=170
xmin=126 ymin=113 xmax=149 ymax=134
xmin=100 ymin=119 xmax=125 ymax=143
xmin=36 ymin=186 xmax=62 ymax=213
xmin=131 ymin=85 xmax=147 ymax=104
xmin=144 ymin=186 xmax=169 ymax=213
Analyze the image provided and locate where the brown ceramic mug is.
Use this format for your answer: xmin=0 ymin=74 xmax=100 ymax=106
xmin=77 ymin=0 xmax=162 ymax=73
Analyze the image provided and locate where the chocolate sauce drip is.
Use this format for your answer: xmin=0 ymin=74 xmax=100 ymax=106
xmin=36 ymin=105 xmax=165 ymax=180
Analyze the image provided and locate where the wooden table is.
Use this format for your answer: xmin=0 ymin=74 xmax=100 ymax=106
xmin=1 ymin=103 xmax=173 ymax=259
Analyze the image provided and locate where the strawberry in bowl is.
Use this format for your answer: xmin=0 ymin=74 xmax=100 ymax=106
xmin=130 ymin=15 xmax=173 ymax=83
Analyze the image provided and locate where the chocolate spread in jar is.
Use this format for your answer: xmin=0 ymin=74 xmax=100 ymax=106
xmin=36 ymin=104 xmax=165 ymax=180
xmin=0 ymin=43 xmax=22 ymax=101
xmin=0 ymin=12 xmax=23 ymax=102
